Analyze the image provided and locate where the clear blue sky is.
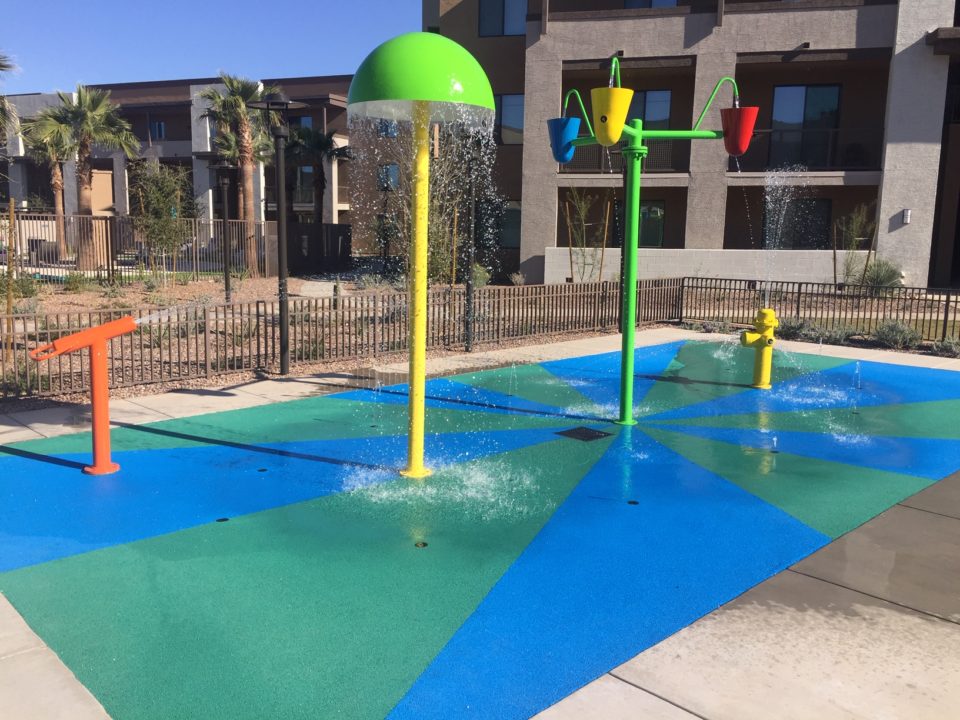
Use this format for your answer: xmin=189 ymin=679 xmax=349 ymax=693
xmin=1 ymin=0 xmax=421 ymax=95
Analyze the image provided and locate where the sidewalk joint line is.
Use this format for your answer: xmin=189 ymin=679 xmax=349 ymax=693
xmin=786 ymin=568 xmax=960 ymax=627
xmin=607 ymin=671 xmax=712 ymax=720
xmin=124 ymin=398 xmax=176 ymax=419
xmin=895 ymin=502 xmax=960 ymax=523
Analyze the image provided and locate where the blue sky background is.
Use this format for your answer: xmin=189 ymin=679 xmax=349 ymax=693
xmin=1 ymin=0 xmax=421 ymax=95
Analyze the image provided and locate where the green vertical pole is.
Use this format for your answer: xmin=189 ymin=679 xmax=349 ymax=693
xmin=617 ymin=119 xmax=647 ymax=426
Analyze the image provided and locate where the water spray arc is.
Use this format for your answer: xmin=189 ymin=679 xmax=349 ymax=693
xmin=549 ymin=59 xmax=760 ymax=423
xmin=348 ymin=32 xmax=495 ymax=478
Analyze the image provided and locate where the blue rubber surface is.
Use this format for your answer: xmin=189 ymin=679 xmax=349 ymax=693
xmin=0 ymin=427 xmax=569 ymax=572
xmin=389 ymin=428 xmax=828 ymax=719
xmin=654 ymin=424 xmax=960 ymax=480
xmin=646 ymin=361 xmax=960 ymax=422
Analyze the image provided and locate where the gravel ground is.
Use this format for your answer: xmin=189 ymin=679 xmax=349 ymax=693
xmin=15 ymin=278 xmax=307 ymax=316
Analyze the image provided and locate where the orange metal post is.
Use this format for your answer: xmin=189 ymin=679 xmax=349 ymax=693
xmin=31 ymin=316 xmax=137 ymax=475
xmin=86 ymin=339 xmax=119 ymax=475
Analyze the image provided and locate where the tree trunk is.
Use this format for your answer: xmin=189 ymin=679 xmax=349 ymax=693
xmin=50 ymin=162 xmax=67 ymax=260
xmin=237 ymin=118 xmax=260 ymax=278
xmin=75 ymin=141 xmax=98 ymax=271
xmin=313 ymin=162 xmax=324 ymax=225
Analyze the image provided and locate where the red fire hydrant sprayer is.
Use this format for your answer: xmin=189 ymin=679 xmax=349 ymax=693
xmin=30 ymin=316 xmax=139 ymax=475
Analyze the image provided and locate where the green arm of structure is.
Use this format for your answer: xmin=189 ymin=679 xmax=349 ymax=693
xmin=609 ymin=56 xmax=622 ymax=88
xmin=569 ymin=127 xmax=723 ymax=148
xmin=563 ymin=89 xmax=595 ymax=137
xmin=571 ymin=135 xmax=600 ymax=147
xmin=693 ymin=76 xmax=740 ymax=130
xmin=641 ymin=129 xmax=724 ymax=140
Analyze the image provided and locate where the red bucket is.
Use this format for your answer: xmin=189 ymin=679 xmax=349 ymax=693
xmin=720 ymin=106 xmax=759 ymax=157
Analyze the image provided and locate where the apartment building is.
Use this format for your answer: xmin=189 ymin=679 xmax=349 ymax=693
xmin=1 ymin=74 xmax=351 ymax=226
xmin=427 ymin=0 xmax=960 ymax=287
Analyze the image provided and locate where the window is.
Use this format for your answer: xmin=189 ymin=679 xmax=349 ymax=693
xmin=639 ymin=201 xmax=665 ymax=248
xmin=625 ymin=0 xmax=677 ymax=7
xmin=763 ymin=198 xmax=832 ymax=250
xmin=378 ymin=119 xmax=398 ymax=138
xmin=770 ymin=85 xmax=840 ymax=169
xmin=291 ymin=116 xmax=313 ymax=130
xmin=626 ymin=90 xmax=671 ymax=130
xmin=495 ymin=94 xmax=524 ymax=144
xmin=377 ymin=163 xmax=400 ymax=192
xmin=500 ymin=201 xmax=521 ymax=248
xmin=149 ymin=120 xmax=165 ymax=141
xmin=295 ymin=166 xmax=313 ymax=204
xmin=479 ymin=0 xmax=526 ymax=37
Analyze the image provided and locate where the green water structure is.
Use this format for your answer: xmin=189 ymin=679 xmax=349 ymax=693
xmin=549 ymin=59 xmax=759 ymax=424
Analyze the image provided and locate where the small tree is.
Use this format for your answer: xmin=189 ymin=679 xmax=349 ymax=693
xmin=128 ymin=162 xmax=195 ymax=284
xmin=564 ymin=188 xmax=612 ymax=282
xmin=837 ymin=202 xmax=877 ymax=285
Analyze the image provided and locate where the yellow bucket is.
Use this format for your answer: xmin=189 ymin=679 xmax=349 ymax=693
xmin=591 ymin=87 xmax=634 ymax=146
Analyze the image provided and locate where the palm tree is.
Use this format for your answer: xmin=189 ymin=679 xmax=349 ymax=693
xmin=0 ymin=52 xmax=17 ymax=158
xmin=285 ymin=127 xmax=351 ymax=225
xmin=21 ymin=119 xmax=71 ymax=259
xmin=200 ymin=74 xmax=278 ymax=278
xmin=35 ymin=85 xmax=139 ymax=269
xmin=209 ymin=121 xmax=272 ymax=223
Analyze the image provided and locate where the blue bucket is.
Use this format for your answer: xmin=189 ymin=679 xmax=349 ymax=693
xmin=548 ymin=117 xmax=580 ymax=164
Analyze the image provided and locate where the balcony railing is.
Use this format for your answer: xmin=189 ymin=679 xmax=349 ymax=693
xmin=559 ymin=139 xmax=678 ymax=174
xmin=729 ymin=128 xmax=884 ymax=173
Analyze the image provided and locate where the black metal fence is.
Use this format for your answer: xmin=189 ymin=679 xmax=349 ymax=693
xmin=680 ymin=277 xmax=960 ymax=342
xmin=0 ymin=279 xmax=683 ymax=399
xmin=2 ymin=214 xmax=269 ymax=284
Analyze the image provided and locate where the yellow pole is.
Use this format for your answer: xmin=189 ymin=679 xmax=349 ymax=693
xmin=401 ymin=100 xmax=432 ymax=478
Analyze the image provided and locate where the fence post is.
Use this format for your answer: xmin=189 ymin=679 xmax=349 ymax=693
xmin=795 ymin=282 xmax=803 ymax=319
xmin=943 ymin=291 xmax=951 ymax=343
xmin=256 ymin=300 xmax=265 ymax=369
xmin=373 ymin=293 xmax=379 ymax=357
xmin=203 ymin=307 xmax=212 ymax=379
xmin=677 ymin=277 xmax=685 ymax=323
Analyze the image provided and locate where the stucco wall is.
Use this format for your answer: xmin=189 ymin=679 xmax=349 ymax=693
xmin=520 ymin=3 xmax=905 ymax=283
xmin=544 ymin=246 xmax=870 ymax=284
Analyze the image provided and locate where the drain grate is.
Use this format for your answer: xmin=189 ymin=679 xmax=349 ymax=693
xmin=556 ymin=427 xmax=612 ymax=442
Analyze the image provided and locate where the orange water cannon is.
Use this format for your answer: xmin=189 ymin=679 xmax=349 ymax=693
xmin=30 ymin=316 xmax=138 ymax=475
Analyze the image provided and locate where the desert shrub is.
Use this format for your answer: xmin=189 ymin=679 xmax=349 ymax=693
xmin=0 ymin=272 xmax=39 ymax=299
xmin=471 ymin=263 xmax=491 ymax=288
xmin=13 ymin=296 xmax=41 ymax=315
xmin=873 ymin=320 xmax=921 ymax=350
xmin=699 ymin=320 xmax=735 ymax=334
xmin=356 ymin=273 xmax=385 ymax=290
xmin=509 ymin=271 xmax=525 ymax=286
xmin=101 ymin=281 xmax=124 ymax=299
xmin=776 ymin=318 xmax=811 ymax=340
xmin=931 ymin=339 xmax=960 ymax=358
xmin=63 ymin=272 xmax=91 ymax=293
xmin=862 ymin=259 xmax=902 ymax=295
xmin=806 ymin=324 xmax=858 ymax=346
xmin=138 ymin=324 xmax=169 ymax=349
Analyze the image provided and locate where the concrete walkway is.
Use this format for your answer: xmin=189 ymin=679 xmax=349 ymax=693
xmin=2 ymin=327 xmax=959 ymax=719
